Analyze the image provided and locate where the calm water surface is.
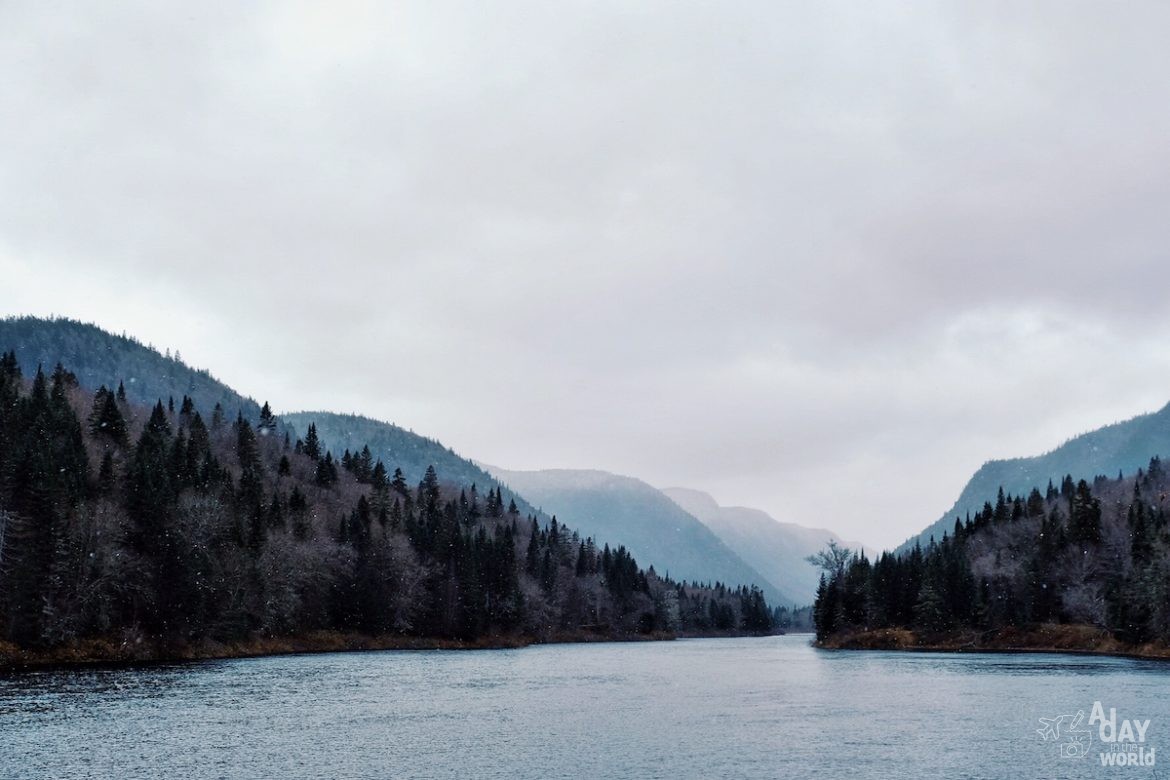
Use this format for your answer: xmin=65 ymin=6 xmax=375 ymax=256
xmin=1 ymin=635 xmax=1166 ymax=779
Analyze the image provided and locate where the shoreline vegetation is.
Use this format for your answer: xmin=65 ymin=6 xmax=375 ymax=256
xmin=0 ymin=349 xmax=787 ymax=676
xmin=817 ymin=624 xmax=1170 ymax=660
xmin=0 ymin=629 xmax=779 ymax=672
xmin=811 ymin=465 xmax=1170 ymax=668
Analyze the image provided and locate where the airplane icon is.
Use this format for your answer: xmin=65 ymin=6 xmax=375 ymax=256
xmin=1037 ymin=715 xmax=1066 ymax=741
xmin=1038 ymin=711 xmax=1092 ymax=758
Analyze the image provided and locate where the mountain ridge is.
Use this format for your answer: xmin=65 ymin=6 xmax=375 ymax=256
xmin=0 ymin=316 xmax=263 ymax=420
xmin=0 ymin=316 xmax=787 ymax=607
xmin=283 ymin=411 xmax=545 ymax=521
xmin=662 ymin=487 xmax=867 ymax=606
xmin=0 ymin=317 xmax=548 ymax=521
xmin=482 ymin=466 xmax=795 ymax=606
xmin=901 ymin=400 xmax=1170 ymax=552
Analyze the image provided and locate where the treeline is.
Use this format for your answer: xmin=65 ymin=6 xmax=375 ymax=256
xmin=0 ymin=352 xmax=774 ymax=652
xmin=813 ymin=465 xmax=1170 ymax=645
xmin=0 ymin=315 xmax=260 ymax=426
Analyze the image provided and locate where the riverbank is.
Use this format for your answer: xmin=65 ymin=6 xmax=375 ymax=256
xmin=819 ymin=624 xmax=1170 ymax=660
xmin=0 ymin=628 xmax=781 ymax=672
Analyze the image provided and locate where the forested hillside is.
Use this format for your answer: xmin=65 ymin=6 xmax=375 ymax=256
xmin=0 ymin=352 xmax=776 ymax=664
xmin=0 ymin=316 xmax=263 ymax=422
xmin=4 ymin=318 xmax=547 ymax=524
xmin=814 ymin=465 xmax=1170 ymax=653
xmin=283 ymin=412 xmax=542 ymax=520
xmin=482 ymin=468 xmax=794 ymax=608
xmin=901 ymin=401 xmax=1170 ymax=552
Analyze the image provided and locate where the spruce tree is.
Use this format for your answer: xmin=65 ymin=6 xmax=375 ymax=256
xmin=126 ymin=401 xmax=174 ymax=555
xmin=258 ymin=401 xmax=277 ymax=433
xmin=303 ymin=423 xmax=321 ymax=460
xmin=1068 ymin=480 xmax=1101 ymax=546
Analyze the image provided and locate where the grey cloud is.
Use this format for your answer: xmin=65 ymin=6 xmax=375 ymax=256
xmin=3 ymin=1 xmax=1170 ymax=548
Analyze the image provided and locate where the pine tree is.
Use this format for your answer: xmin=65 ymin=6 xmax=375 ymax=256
xmin=355 ymin=446 xmax=373 ymax=483
xmin=391 ymin=467 xmax=409 ymax=497
xmin=126 ymin=402 xmax=173 ymax=556
xmin=315 ymin=451 xmax=338 ymax=487
xmin=913 ymin=582 xmax=949 ymax=632
xmin=1068 ymin=480 xmax=1102 ymax=546
xmin=88 ymin=386 xmax=129 ymax=446
xmin=258 ymin=402 xmax=277 ymax=433
xmin=97 ymin=451 xmax=117 ymax=494
xmin=525 ymin=519 xmax=540 ymax=577
xmin=2 ymin=365 xmax=89 ymax=645
xmin=303 ymin=423 xmax=321 ymax=460
xmin=236 ymin=414 xmax=264 ymax=505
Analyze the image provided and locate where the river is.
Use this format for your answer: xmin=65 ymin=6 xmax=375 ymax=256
xmin=1 ymin=635 xmax=1165 ymax=778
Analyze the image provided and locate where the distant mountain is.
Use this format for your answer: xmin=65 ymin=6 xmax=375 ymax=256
xmin=0 ymin=323 xmax=769 ymax=662
xmin=0 ymin=316 xmax=263 ymax=420
xmin=0 ymin=317 xmax=544 ymax=522
xmin=484 ymin=467 xmax=794 ymax=607
xmin=282 ymin=412 xmax=542 ymax=519
xmin=900 ymin=401 xmax=1170 ymax=552
xmin=814 ymin=462 xmax=1170 ymax=656
xmin=662 ymin=488 xmax=866 ymax=607
xmin=0 ymin=316 xmax=807 ymax=616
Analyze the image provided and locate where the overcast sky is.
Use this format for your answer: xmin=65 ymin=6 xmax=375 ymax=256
xmin=4 ymin=2 xmax=1170 ymax=549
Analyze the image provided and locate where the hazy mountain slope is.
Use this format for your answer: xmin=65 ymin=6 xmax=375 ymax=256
xmin=0 ymin=317 xmax=542 ymax=519
xmin=0 ymin=316 xmax=263 ymax=420
xmin=0 ymin=345 xmax=770 ymax=662
xmin=900 ymin=401 xmax=1170 ymax=552
xmin=485 ymin=467 xmax=793 ymax=606
xmin=282 ymin=412 xmax=542 ymax=519
xmin=662 ymin=488 xmax=864 ymax=606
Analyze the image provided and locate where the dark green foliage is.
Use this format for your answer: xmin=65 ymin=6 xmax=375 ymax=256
xmin=315 ymin=451 xmax=338 ymax=487
xmin=816 ymin=469 xmax=1170 ymax=647
xmin=0 ymin=352 xmax=763 ymax=651
xmin=236 ymin=414 xmax=264 ymax=505
xmin=258 ymin=402 xmax=277 ymax=433
xmin=496 ymin=469 xmax=791 ymax=606
xmin=913 ymin=582 xmax=949 ymax=632
xmin=97 ymin=452 xmax=117 ymax=494
xmin=1067 ymin=480 xmax=1101 ymax=546
xmin=0 ymin=364 xmax=90 ymax=645
xmin=739 ymin=586 xmax=773 ymax=634
xmin=903 ymin=394 xmax=1170 ymax=552
xmin=0 ymin=317 xmax=264 ymax=423
xmin=126 ymin=402 xmax=173 ymax=553
xmin=283 ymin=411 xmax=539 ymax=519
xmin=302 ymin=423 xmax=321 ymax=461
xmin=88 ymin=386 xmax=128 ymax=446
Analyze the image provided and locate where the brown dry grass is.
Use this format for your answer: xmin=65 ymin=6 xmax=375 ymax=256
xmin=820 ymin=624 xmax=1170 ymax=660
xmin=0 ymin=630 xmax=683 ymax=672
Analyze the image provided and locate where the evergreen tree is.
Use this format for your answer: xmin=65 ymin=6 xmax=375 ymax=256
xmin=258 ymin=401 xmax=277 ymax=433
xmin=303 ymin=423 xmax=321 ymax=460
xmin=315 ymin=451 xmax=338 ymax=487
xmin=88 ymin=386 xmax=129 ymax=446
xmin=1068 ymin=480 xmax=1101 ymax=546
xmin=126 ymin=401 xmax=173 ymax=556
xmin=913 ymin=582 xmax=948 ymax=632
xmin=2 ymin=365 xmax=89 ymax=645
xmin=236 ymin=414 xmax=264 ymax=506
xmin=391 ymin=467 xmax=409 ymax=497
